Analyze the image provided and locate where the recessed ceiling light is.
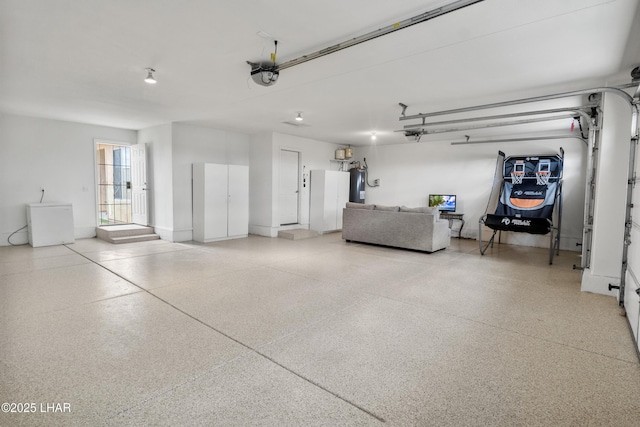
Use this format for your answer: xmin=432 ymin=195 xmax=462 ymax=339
xmin=144 ymin=68 xmax=156 ymax=84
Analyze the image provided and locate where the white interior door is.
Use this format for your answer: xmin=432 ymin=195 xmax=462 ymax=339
xmin=131 ymin=143 xmax=148 ymax=225
xmin=227 ymin=165 xmax=249 ymax=237
xmin=279 ymin=150 xmax=300 ymax=225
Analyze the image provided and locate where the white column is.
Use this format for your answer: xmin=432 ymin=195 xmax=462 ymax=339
xmin=581 ymin=92 xmax=632 ymax=295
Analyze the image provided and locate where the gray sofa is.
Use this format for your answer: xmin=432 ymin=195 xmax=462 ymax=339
xmin=342 ymin=202 xmax=451 ymax=252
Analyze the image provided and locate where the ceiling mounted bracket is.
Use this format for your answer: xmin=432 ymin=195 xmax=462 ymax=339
xmin=399 ymin=103 xmax=408 ymax=117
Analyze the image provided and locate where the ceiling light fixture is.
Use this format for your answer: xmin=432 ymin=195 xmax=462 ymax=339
xmin=144 ymin=68 xmax=157 ymax=84
xmin=295 ymin=112 xmax=303 ymax=121
xmin=371 ymin=132 xmax=377 ymax=141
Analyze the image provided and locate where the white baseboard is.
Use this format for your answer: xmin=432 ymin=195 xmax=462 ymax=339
xmin=278 ymin=223 xmax=309 ymax=231
xmin=172 ymin=229 xmax=193 ymax=242
xmin=249 ymin=224 xmax=278 ymax=237
xmin=75 ymin=226 xmax=96 ymax=240
xmin=581 ymin=269 xmax=620 ymax=297
xmin=1 ymin=229 xmax=28 ymax=246
xmin=152 ymin=226 xmax=176 ymax=242
xmin=249 ymin=223 xmax=310 ymax=238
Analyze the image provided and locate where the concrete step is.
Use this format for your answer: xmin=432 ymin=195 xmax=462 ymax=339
xmin=96 ymin=225 xmax=160 ymax=244
xmin=277 ymin=229 xmax=320 ymax=240
xmin=109 ymin=234 xmax=161 ymax=244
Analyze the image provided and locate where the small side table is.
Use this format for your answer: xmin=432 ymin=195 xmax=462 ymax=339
xmin=439 ymin=212 xmax=464 ymax=238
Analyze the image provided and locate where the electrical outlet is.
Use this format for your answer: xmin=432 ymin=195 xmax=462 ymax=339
xmin=374 ymin=178 xmax=380 ymax=186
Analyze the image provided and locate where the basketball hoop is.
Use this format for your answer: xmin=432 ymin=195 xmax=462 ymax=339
xmin=536 ymin=171 xmax=550 ymax=185
xmin=511 ymin=171 xmax=524 ymax=184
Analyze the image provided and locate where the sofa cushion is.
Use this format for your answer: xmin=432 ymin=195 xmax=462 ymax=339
xmin=346 ymin=202 xmax=374 ymax=210
xmin=374 ymin=205 xmax=400 ymax=212
xmin=399 ymin=206 xmax=429 ymax=213
xmin=399 ymin=205 xmax=440 ymax=218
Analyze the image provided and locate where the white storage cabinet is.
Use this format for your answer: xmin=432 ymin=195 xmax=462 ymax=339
xmin=310 ymin=170 xmax=350 ymax=233
xmin=192 ymin=163 xmax=249 ymax=242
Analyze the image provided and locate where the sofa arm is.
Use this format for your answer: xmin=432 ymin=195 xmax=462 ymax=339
xmin=430 ymin=219 xmax=451 ymax=251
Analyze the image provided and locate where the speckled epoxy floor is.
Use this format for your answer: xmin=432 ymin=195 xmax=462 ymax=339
xmin=1 ymin=234 xmax=639 ymax=426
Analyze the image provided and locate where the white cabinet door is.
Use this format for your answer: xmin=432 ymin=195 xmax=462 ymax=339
xmin=192 ymin=163 xmax=206 ymax=242
xmin=310 ymin=170 xmax=326 ymax=232
xmin=228 ymin=165 xmax=249 ymax=237
xmin=204 ymin=164 xmax=229 ymax=240
xmin=193 ymin=163 xmax=249 ymax=242
xmin=323 ymin=172 xmax=339 ymax=230
xmin=336 ymin=172 xmax=350 ymax=229
xmin=310 ymin=170 xmax=350 ymax=233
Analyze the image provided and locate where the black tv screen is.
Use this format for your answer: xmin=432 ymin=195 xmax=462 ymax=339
xmin=429 ymin=194 xmax=456 ymax=212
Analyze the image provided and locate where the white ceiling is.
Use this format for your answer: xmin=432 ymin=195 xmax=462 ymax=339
xmin=1 ymin=0 xmax=639 ymax=146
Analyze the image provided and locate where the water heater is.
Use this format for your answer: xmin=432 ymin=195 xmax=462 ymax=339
xmin=349 ymin=168 xmax=366 ymax=203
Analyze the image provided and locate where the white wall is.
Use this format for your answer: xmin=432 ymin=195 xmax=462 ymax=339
xmin=249 ymin=132 xmax=274 ymax=236
xmin=355 ymin=137 xmax=586 ymax=250
xmin=272 ymin=132 xmax=343 ymax=229
xmin=256 ymin=132 xmax=339 ymax=236
xmin=0 ymin=113 xmax=136 ymax=246
xmin=138 ymin=123 xmax=173 ymax=240
xmin=248 ymin=132 xmax=342 ymax=237
xmin=138 ymin=122 xmax=251 ymax=242
xmin=581 ymin=92 xmax=632 ymax=294
xmin=170 ymin=123 xmax=250 ymax=241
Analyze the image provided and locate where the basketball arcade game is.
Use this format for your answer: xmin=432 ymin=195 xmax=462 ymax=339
xmin=479 ymin=149 xmax=564 ymax=264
